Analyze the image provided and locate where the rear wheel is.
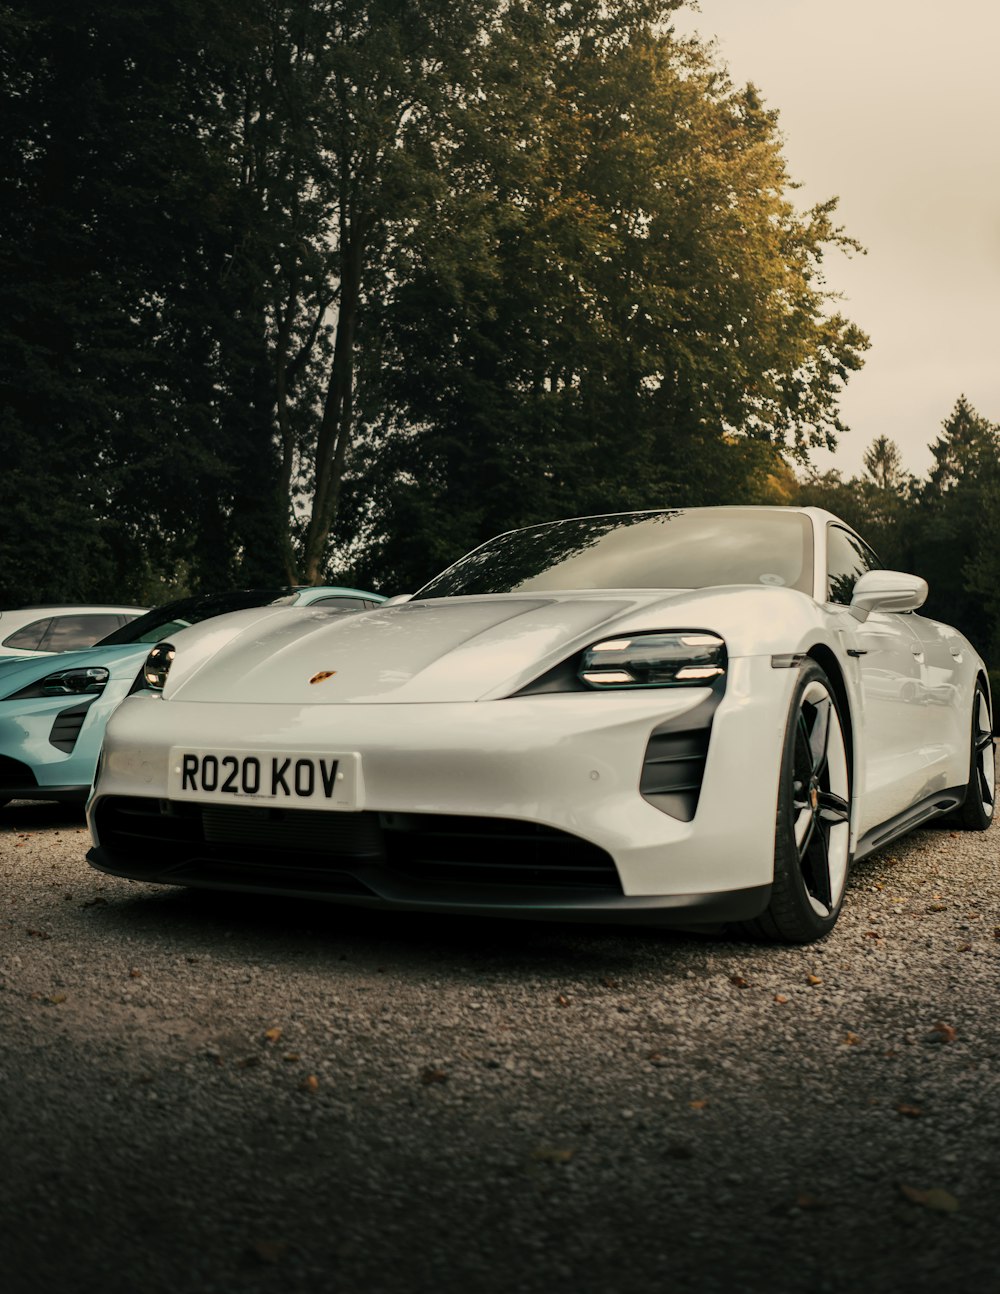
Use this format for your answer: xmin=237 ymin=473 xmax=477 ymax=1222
xmin=954 ymin=682 xmax=995 ymax=831
xmin=741 ymin=662 xmax=852 ymax=944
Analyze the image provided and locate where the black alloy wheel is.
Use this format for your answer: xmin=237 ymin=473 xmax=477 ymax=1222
xmin=740 ymin=661 xmax=852 ymax=944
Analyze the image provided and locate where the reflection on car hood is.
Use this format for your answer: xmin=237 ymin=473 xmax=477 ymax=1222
xmin=166 ymin=593 xmax=697 ymax=704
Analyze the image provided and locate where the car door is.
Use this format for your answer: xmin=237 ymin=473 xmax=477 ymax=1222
xmin=825 ymin=524 xmax=928 ymax=833
xmin=907 ymin=610 xmax=969 ymax=788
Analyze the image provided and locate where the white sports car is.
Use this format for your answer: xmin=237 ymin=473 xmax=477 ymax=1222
xmin=87 ymin=507 xmax=994 ymax=943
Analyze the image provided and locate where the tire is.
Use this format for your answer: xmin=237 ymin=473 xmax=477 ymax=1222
xmin=954 ymin=682 xmax=995 ymax=831
xmin=740 ymin=661 xmax=852 ymax=944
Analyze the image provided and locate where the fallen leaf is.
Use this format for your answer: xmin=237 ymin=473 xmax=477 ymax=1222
xmin=864 ymin=931 xmax=882 ymax=940
xmin=688 ymin=1099 xmax=709 ymax=1111
xmin=806 ymin=974 xmax=822 ymax=986
xmin=927 ymin=1022 xmax=957 ymax=1045
xmin=421 ymin=1067 xmax=449 ymax=1085
xmin=926 ymin=904 xmax=947 ymax=913
xmin=47 ymin=993 xmax=67 ymax=1004
xmin=899 ymin=1184 xmax=959 ymax=1213
xmin=556 ymin=994 xmax=570 ymax=1007
xmin=282 ymin=1053 xmax=301 ymax=1063
xmin=26 ymin=928 xmax=50 ymax=939
xmin=957 ymin=943 xmax=972 ymax=953
xmin=300 ymin=1074 xmax=319 ymax=1093
xmin=896 ymin=1104 xmax=923 ymax=1118
xmin=263 ymin=1026 xmax=282 ymax=1044
xmin=532 ymin=1146 xmax=574 ymax=1164
xmin=128 ymin=968 xmax=142 ymax=979
xmin=729 ymin=975 xmax=749 ymax=989
xmin=773 ymin=994 xmax=789 ymax=1005
xmin=843 ymin=1031 xmax=860 ymax=1046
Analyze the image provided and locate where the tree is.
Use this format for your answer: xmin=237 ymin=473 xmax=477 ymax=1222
xmin=862 ymin=435 xmax=904 ymax=492
xmin=348 ymin=5 xmax=868 ymax=589
xmin=910 ymin=397 xmax=1000 ymax=653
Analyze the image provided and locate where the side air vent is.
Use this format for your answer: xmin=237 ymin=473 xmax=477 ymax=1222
xmin=49 ymin=700 xmax=96 ymax=753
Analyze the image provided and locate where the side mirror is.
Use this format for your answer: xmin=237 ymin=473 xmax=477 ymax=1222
xmin=850 ymin=569 xmax=928 ymax=619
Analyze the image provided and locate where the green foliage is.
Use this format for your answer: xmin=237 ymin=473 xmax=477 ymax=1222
xmin=2 ymin=0 xmax=868 ymax=603
xmin=916 ymin=397 xmax=1000 ymax=656
xmin=793 ymin=399 xmax=1000 ymax=661
xmin=348 ymin=8 xmax=868 ymax=589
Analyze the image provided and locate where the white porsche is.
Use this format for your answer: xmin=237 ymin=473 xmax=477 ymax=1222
xmin=87 ymin=507 xmax=994 ymax=943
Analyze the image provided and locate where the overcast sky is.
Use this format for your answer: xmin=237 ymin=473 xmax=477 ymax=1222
xmin=671 ymin=0 xmax=1000 ymax=480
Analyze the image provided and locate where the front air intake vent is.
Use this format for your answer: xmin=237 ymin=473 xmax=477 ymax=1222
xmin=639 ymin=693 xmax=720 ymax=821
xmin=49 ymin=700 xmax=96 ymax=753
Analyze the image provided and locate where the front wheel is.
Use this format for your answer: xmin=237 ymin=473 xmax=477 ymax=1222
xmin=741 ymin=662 xmax=852 ymax=944
xmin=954 ymin=682 xmax=995 ymax=831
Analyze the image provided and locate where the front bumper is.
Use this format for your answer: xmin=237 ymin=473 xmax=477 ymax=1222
xmin=87 ymin=656 xmax=793 ymax=922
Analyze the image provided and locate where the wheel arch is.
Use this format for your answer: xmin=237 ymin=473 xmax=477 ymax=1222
xmin=805 ymin=644 xmax=855 ymax=792
xmin=976 ymin=667 xmax=992 ymax=714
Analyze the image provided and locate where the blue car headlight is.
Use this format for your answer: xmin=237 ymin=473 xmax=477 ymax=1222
xmin=6 ymin=666 xmax=111 ymax=701
xmin=578 ymin=632 xmax=726 ymax=689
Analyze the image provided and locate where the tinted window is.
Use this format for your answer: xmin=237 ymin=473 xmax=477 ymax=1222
xmin=2 ymin=618 xmax=52 ymax=650
xmin=39 ymin=614 xmax=123 ymax=651
xmin=826 ymin=526 xmax=880 ymax=605
xmin=415 ymin=509 xmax=815 ymax=598
xmin=95 ymin=588 xmax=303 ymax=646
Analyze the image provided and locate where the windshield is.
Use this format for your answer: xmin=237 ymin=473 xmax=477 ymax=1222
xmin=414 ymin=509 xmax=815 ymax=598
xmin=95 ymin=588 xmax=303 ymax=646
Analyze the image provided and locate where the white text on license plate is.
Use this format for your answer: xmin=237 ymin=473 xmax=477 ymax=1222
xmin=168 ymin=748 xmax=362 ymax=810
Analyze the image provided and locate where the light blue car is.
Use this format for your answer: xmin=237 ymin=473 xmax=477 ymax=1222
xmin=0 ymin=585 xmax=384 ymax=808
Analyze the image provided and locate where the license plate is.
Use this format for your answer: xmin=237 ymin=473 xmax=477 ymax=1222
xmin=167 ymin=748 xmax=362 ymax=810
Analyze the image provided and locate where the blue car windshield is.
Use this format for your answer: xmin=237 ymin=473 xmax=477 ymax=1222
xmin=414 ymin=509 xmax=815 ymax=598
xmin=94 ymin=588 xmax=303 ymax=646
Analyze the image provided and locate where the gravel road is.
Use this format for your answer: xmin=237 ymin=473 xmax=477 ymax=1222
xmin=1 ymin=799 xmax=998 ymax=1294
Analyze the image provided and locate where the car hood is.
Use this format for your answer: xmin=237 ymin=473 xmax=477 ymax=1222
xmin=164 ymin=593 xmax=701 ymax=705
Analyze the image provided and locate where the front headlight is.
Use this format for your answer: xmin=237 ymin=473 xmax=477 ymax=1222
xmin=7 ymin=666 xmax=111 ymax=700
xmin=142 ymin=642 xmax=175 ymax=691
xmin=578 ymin=632 xmax=726 ymax=689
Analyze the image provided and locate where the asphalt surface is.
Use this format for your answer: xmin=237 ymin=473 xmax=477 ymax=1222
xmin=1 ymin=799 xmax=999 ymax=1294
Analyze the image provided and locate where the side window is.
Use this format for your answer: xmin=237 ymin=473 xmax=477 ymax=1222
xmin=39 ymin=614 xmax=124 ymax=651
xmin=2 ymin=617 xmax=52 ymax=650
xmin=826 ymin=526 xmax=880 ymax=605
